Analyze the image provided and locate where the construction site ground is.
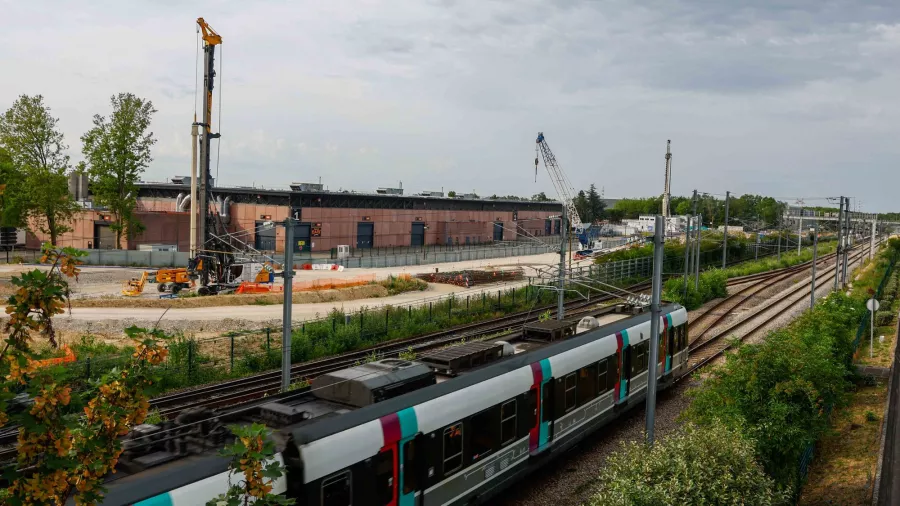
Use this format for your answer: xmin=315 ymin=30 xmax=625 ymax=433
xmin=0 ymin=252 xmax=582 ymax=343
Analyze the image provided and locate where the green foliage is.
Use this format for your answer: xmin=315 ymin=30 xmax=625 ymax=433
xmin=379 ymin=275 xmax=427 ymax=295
xmin=662 ymin=269 xmax=727 ymax=309
xmin=865 ymin=410 xmax=879 ymax=422
xmin=0 ymin=95 xmax=79 ymax=245
xmin=613 ymin=193 xmax=786 ymax=227
xmin=684 ymin=292 xmax=861 ymax=490
xmin=206 ymin=424 xmax=294 ymax=505
xmin=591 ymin=421 xmax=789 ymax=506
xmin=80 ymin=93 xmax=156 ymax=248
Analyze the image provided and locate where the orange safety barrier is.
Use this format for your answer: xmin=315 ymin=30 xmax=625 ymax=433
xmin=35 ymin=345 xmax=76 ymax=369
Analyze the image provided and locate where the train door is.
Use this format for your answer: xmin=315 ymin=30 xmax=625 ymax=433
xmin=666 ymin=326 xmax=676 ymax=373
xmin=373 ymin=446 xmax=397 ymax=506
xmin=540 ymin=379 xmax=555 ymax=445
xmin=398 ymin=434 xmax=419 ymax=506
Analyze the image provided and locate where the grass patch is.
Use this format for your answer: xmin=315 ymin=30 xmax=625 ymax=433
xmin=798 ymin=380 xmax=889 ymax=506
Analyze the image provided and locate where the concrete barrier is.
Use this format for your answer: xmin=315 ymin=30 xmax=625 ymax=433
xmin=80 ymin=250 xmax=190 ymax=267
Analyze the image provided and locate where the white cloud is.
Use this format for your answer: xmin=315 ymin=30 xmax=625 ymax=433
xmin=1 ymin=0 xmax=899 ymax=210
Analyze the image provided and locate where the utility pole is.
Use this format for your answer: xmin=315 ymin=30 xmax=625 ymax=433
xmin=834 ymin=196 xmax=844 ymax=291
xmin=558 ymin=207 xmax=566 ymax=320
xmin=694 ymin=213 xmax=701 ymax=289
xmin=662 ymin=141 xmax=672 ymax=219
xmin=810 ymin=221 xmax=818 ymax=309
xmin=871 ymin=218 xmax=877 ymax=260
xmin=682 ymin=215 xmax=692 ymax=299
xmin=842 ymin=197 xmax=850 ymax=286
xmin=755 ymin=214 xmax=760 ymax=261
xmin=776 ymin=215 xmax=782 ymax=261
xmin=281 ymin=218 xmax=295 ymax=392
xmin=796 ymin=199 xmax=805 ymax=255
xmin=722 ymin=191 xmax=729 ymax=268
xmin=646 ymin=215 xmax=664 ymax=446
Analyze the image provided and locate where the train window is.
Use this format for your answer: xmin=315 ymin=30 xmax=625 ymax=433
xmin=541 ymin=382 xmax=553 ymax=422
xmin=470 ymin=409 xmax=496 ymax=461
xmin=500 ymin=399 xmax=517 ymax=446
xmin=374 ymin=450 xmax=394 ymax=506
xmin=607 ymin=357 xmax=617 ymax=390
xmin=402 ymin=440 xmax=418 ymax=494
xmin=321 ymin=471 xmax=352 ymax=506
xmin=564 ymin=373 xmax=577 ymax=412
xmin=597 ymin=359 xmax=608 ymax=393
xmin=577 ymin=365 xmax=596 ymax=406
xmin=443 ymin=423 xmax=463 ymax=475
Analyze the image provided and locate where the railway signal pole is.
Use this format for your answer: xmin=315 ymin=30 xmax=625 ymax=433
xmin=282 ymin=218 xmax=296 ymax=392
xmin=646 ymin=215 xmax=665 ymax=446
xmin=694 ymin=213 xmax=701 ymax=289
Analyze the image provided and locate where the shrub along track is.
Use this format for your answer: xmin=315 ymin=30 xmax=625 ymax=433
xmin=498 ymin=242 xmax=876 ymax=506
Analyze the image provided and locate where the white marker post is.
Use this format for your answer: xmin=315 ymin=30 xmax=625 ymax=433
xmin=867 ymin=298 xmax=880 ymax=359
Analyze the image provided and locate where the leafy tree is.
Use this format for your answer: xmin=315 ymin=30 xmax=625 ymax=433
xmin=531 ymin=191 xmax=551 ymax=202
xmin=0 ymin=95 xmax=78 ymax=245
xmin=81 ymin=93 xmax=157 ymax=249
xmin=587 ymin=184 xmax=605 ymax=223
xmin=606 ymin=208 xmax=625 ymax=223
xmin=590 ymin=422 xmax=789 ymax=505
xmin=207 ymin=424 xmax=294 ymax=505
xmin=0 ymin=146 xmax=26 ymax=227
xmin=573 ymin=190 xmax=590 ymax=223
xmin=0 ymin=244 xmax=169 ymax=504
xmin=447 ymin=190 xmax=456 ymax=198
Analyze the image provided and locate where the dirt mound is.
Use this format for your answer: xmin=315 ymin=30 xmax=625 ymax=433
xmin=70 ymin=284 xmax=391 ymax=309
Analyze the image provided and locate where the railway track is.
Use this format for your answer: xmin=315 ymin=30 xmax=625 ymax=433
xmin=0 ymin=251 xmax=837 ymax=459
xmin=683 ymin=245 xmax=868 ymax=377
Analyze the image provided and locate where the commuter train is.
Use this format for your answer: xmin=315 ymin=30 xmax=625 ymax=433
xmin=100 ymin=303 xmax=688 ymax=506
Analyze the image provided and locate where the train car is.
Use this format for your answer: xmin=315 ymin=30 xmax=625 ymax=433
xmin=98 ymin=303 xmax=688 ymax=506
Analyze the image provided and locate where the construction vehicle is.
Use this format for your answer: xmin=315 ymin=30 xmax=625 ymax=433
xmin=122 ymin=271 xmax=149 ymax=297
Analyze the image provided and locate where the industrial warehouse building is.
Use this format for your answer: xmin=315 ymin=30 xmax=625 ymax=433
xmin=29 ymin=177 xmax=563 ymax=254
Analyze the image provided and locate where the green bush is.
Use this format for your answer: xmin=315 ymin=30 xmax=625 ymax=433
xmin=662 ymin=268 xmax=727 ymax=310
xmin=590 ymin=421 xmax=789 ymax=506
xmin=684 ymin=292 xmax=860 ymax=489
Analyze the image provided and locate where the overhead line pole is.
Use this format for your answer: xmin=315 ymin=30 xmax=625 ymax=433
xmin=834 ymin=196 xmax=844 ymax=291
xmin=558 ymin=206 xmax=567 ymax=320
xmin=694 ymin=213 xmax=702 ymax=289
xmin=810 ymin=221 xmax=818 ymax=309
xmin=722 ymin=191 xmax=729 ymax=268
xmin=645 ymin=215 xmax=664 ymax=446
xmin=682 ymin=215 xmax=692 ymax=299
xmin=281 ymin=218 xmax=295 ymax=392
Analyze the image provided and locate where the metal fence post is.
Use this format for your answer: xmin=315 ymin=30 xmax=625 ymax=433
xmin=385 ymin=308 xmax=390 ymax=334
xmin=266 ymin=328 xmax=271 ymax=352
xmin=467 ymin=295 xmax=470 ymax=313
xmin=449 ymin=297 xmax=453 ymax=320
xmin=230 ymin=335 xmax=235 ymax=372
xmin=188 ymin=340 xmax=194 ymax=378
xmin=85 ymin=357 xmax=91 ymax=379
xmin=429 ymin=302 xmax=433 ymax=321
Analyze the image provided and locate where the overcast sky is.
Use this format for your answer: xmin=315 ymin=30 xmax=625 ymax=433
xmin=2 ymin=0 xmax=899 ymax=211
